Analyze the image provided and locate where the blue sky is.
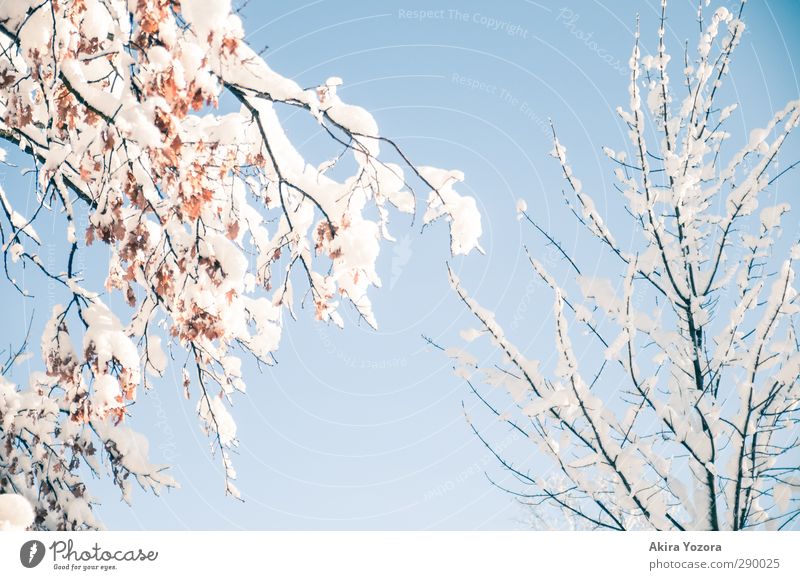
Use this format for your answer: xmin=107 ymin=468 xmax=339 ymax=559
xmin=2 ymin=0 xmax=799 ymax=529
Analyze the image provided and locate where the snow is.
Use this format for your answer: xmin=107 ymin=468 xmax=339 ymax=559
xmin=198 ymin=394 xmax=237 ymax=446
xmin=146 ymin=336 xmax=168 ymax=376
xmin=19 ymin=0 xmax=800 ymax=534
xmin=523 ymin=390 xmax=570 ymax=418
xmin=117 ymin=106 xmax=163 ymax=148
xmin=432 ymin=1 xmax=800 ymax=532
xmin=720 ymin=103 xmax=737 ymax=122
xmin=577 ymin=276 xmax=618 ymax=313
xmin=459 ymin=328 xmax=482 ymax=342
xmin=8 ymin=242 xmax=23 ymax=262
xmin=420 ymin=166 xmax=484 ymax=255
xmin=226 ymin=481 xmax=242 ymax=500
xmin=0 ymin=186 xmax=42 ymax=243
xmin=773 ymin=484 xmax=792 ymax=512
xmin=0 ymin=16 xmax=488 ymax=535
xmin=515 ymin=198 xmax=527 ymax=220
xmin=244 ymin=297 xmax=282 ymax=358
xmin=60 ymin=60 xmax=121 ymax=119
xmin=93 ymin=374 xmax=122 ymax=411
xmin=0 ymin=494 xmax=34 ymax=531
xmin=760 ymin=203 xmax=790 ymax=230
xmin=445 ymin=347 xmax=478 ymax=367
xmin=319 ymin=77 xmax=379 ymax=142
xmin=181 ymin=0 xmax=232 ymax=38
xmin=604 ymin=330 xmax=629 ymax=361
xmin=93 ymin=420 xmax=177 ymax=504
xmin=83 ymin=302 xmax=141 ymax=388
xmin=748 ymin=127 xmax=769 ymax=150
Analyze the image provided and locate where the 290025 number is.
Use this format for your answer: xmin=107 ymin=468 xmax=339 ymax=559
xmin=735 ymin=558 xmax=780 ymax=569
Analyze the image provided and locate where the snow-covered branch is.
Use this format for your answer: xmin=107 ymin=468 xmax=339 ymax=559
xmin=0 ymin=0 xmax=482 ymax=528
xmin=449 ymin=0 xmax=799 ymax=531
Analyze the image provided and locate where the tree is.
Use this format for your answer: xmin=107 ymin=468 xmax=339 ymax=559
xmin=449 ymin=0 xmax=800 ymax=531
xmin=0 ymin=0 xmax=482 ymax=530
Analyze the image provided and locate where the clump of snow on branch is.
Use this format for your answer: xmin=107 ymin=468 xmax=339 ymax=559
xmin=0 ymin=492 xmax=34 ymax=530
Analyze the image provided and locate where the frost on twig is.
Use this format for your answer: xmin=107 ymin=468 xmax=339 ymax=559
xmin=449 ymin=1 xmax=800 ymax=531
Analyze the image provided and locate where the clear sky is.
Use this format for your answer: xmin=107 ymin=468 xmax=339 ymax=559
xmin=2 ymin=0 xmax=799 ymax=530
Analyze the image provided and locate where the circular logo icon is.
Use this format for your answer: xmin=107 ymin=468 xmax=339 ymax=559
xmin=20 ymin=540 xmax=46 ymax=568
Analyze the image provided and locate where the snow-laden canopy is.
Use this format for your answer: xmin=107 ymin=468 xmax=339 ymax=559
xmin=0 ymin=0 xmax=482 ymax=529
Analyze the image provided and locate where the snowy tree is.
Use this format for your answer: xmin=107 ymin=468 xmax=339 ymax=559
xmin=450 ymin=1 xmax=800 ymax=531
xmin=0 ymin=0 xmax=482 ymax=529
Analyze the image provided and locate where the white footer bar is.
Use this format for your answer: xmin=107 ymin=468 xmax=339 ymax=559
xmin=1 ymin=531 xmax=797 ymax=578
